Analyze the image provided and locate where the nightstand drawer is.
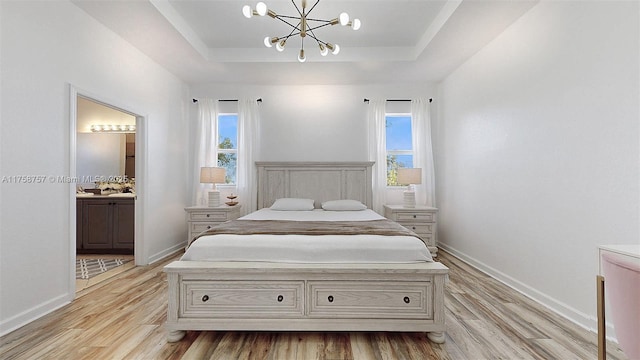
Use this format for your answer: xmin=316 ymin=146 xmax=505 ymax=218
xmin=191 ymin=222 xmax=218 ymax=233
xmin=189 ymin=211 xmax=231 ymax=222
xmin=400 ymin=224 xmax=434 ymax=234
xmin=384 ymin=205 xmax=438 ymax=257
xmin=185 ymin=205 xmax=242 ymax=247
xmin=396 ymin=212 xmax=435 ymax=222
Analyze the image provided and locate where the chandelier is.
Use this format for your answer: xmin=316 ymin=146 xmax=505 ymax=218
xmin=242 ymin=0 xmax=361 ymax=63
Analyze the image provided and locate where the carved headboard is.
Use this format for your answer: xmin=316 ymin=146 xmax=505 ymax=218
xmin=256 ymin=162 xmax=374 ymax=209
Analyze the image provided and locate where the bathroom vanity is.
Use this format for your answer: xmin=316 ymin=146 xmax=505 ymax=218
xmin=76 ymin=195 xmax=135 ymax=254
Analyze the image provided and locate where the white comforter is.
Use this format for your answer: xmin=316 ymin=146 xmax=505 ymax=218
xmin=181 ymin=208 xmax=433 ymax=263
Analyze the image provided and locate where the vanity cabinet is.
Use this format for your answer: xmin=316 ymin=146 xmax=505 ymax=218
xmin=77 ymin=197 xmax=134 ymax=254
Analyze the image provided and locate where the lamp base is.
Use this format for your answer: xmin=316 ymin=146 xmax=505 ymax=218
xmin=208 ymin=191 xmax=220 ymax=207
xmin=403 ymin=190 xmax=416 ymax=208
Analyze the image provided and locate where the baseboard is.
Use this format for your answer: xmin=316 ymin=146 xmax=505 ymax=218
xmin=0 ymin=293 xmax=70 ymax=338
xmin=147 ymin=241 xmax=185 ymax=265
xmin=1 ymin=243 xmax=184 ymax=338
xmin=438 ymin=243 xmax=614 ymax=338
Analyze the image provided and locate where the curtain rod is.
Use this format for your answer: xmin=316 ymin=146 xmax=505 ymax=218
xmin=363 ymin=98 xmax=432 ymax=103
xmin=192 ymin=98 xmax=262 ymax=103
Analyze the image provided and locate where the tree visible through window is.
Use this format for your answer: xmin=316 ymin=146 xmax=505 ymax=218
xmin=386 ymin=114 xmax=413 ymax=186
xmin=217 ymin=114 xmax=237 ymax=184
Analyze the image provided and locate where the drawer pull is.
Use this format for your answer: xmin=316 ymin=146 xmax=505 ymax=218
xmin=328 ymin=295 xmax=334 ymax=303
xmin=277 ymin=295 xmax=284 ymax=302
xmin=206 ymin=214 xmax=210 ymax=217
xmin=413 ymin=215 xmax=417 ymax=219
xmin=412 ymin=226 xmax=416 ymax=230
xmin=202 ymin=295 xmax=209 ymax=302
xmin=207 ymin=225 xmax=212 ymax=229
xmin=403 ymin=296 xmax=410 ymax=304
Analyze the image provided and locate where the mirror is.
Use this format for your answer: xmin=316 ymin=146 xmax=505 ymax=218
xmin=76 ymin=97 xmax=135 ymax=191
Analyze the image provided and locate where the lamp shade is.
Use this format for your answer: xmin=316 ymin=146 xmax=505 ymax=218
xmin=200 ymin=167 xmax=225 ymax=184
xmin=397 ymin=168 xmax=422 ymax=185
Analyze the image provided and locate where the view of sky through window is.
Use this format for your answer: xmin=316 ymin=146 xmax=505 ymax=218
xmin=386 ymin=115 xmax=413 ymax=167
xmin=218 ymin=114 xmax=237 ymax=146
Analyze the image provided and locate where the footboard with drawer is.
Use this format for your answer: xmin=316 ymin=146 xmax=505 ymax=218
xmin=164 ymin=261 xmax=448 ymax=343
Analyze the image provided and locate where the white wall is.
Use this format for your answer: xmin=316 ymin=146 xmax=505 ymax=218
xmin=189 ymin=83 xmax=437 ymax=207
xmin=436 ymin=0 xmax=639 ymax=332
xmin=0 ymin=1 xmax=189 ymax=335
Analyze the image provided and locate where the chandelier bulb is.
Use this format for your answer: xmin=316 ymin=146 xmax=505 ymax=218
xmin=319 ymin=44 xmax=328 ymax=56
xmin=339 ymin=12 xmax=349 ymax=26
xmin=298 ymin=49 xmax=306 ymax=63
xmin=264 ymin=36 xmax=273 ymax=48
xmin=242 ymin=5 xmax=253 ymax=19
xmin=351 ymin=18 xmax=361 ymax=31
xmin=276 ymin=39 xmax=286 ymax=52
xmin=256 ymin=2 xmax=267 ymax=16
xmin=332 ymin=44 xmax=340 ymax=55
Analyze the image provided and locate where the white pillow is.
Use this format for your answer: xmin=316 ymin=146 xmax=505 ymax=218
xmin=321 ymin=199 xmax=367 ymax=211
xmin=270 ymin=198 xmax=315 ymax=211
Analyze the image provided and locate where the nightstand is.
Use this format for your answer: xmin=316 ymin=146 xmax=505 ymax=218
xmin=383 ymin=204 xmax=438 ymax=257
xmin=184 ymin=205 xmax=241 ymax=247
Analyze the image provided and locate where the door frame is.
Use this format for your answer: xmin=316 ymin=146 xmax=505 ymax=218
xmin=68 ymin=85 xmax=147 ymax=297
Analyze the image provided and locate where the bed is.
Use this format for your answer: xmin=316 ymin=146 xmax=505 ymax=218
xmin=164 ymin=162 xmax=448 ymax=343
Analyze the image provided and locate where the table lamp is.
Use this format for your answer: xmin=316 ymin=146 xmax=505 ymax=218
xmin=200 ymin=167 xmax=226 ymax=207
xmin=397 ymin=168 xmax=422 ymax=208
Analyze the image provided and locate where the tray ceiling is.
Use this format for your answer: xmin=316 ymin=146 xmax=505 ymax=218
xmin=72 ymin=0 xmax=538 ymax=85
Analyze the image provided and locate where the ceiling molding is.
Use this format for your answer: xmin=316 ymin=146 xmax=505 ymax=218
xmin=149 ymin=0 xmax=211 ymax=61
xmin=412 ymin=0 xmax=463 ymax=59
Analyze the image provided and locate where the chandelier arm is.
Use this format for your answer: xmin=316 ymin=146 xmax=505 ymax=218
xmin=306 ymin=0 xmax=321 ymax=16
xmin=305 ymin=30 xmax=327 ymax=45
xmin=277 ymin=14 xmax=304 ymax=21
xmin=284 ymin=28 xmax=301 ymax=39
xmin=306 ymin=22 xmax=334 ymax=32
xmin=278 ymin=31 xmax=301 ymax=41
xmin=304 ymin=18 xmax=332 ymax=23
xmin=281 ymin=21 xmax=302 ymax=40
xmin=290 ymin=0 xmax=303 ymax=17
xmin=289 ymin=21 xmax=302 ymax=35
xmin=272 ymin=21 xmax=302 ymax=44
xmin=274 ymin=15 xmax=304 ymax=32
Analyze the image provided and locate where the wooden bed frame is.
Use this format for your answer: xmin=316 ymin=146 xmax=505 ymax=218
xmin=164 ymin=162 xmax=448 ymax=343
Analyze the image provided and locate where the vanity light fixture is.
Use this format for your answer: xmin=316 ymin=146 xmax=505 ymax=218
xmin=90 ymin=124 xmax=136 ymax=133
xmin=242 ymin=0 xmax=360 ymax=62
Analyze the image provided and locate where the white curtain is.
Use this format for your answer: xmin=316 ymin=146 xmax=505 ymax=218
xmin=367 ymin=99 xmax=387 ymax=214
xmin=237 ymin=98 xmax=260 ymax=216
xmin=411 ymin=98 xmax=436 ymax=207
xmin=191 ymin=99 xmax=219 ymax=206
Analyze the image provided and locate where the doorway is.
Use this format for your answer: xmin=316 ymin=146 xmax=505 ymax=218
xmin=69 ymin=86 xmax=145 ymax=296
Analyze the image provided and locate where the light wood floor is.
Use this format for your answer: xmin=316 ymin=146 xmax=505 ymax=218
xmin=0 ymin=250 xmax=628 ymax=360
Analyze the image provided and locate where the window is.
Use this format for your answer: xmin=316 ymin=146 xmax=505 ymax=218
xmin=217 ymin=113 xmax=237 ymax=184
xmin=386 ymin=113 xmax=413 ymax=186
